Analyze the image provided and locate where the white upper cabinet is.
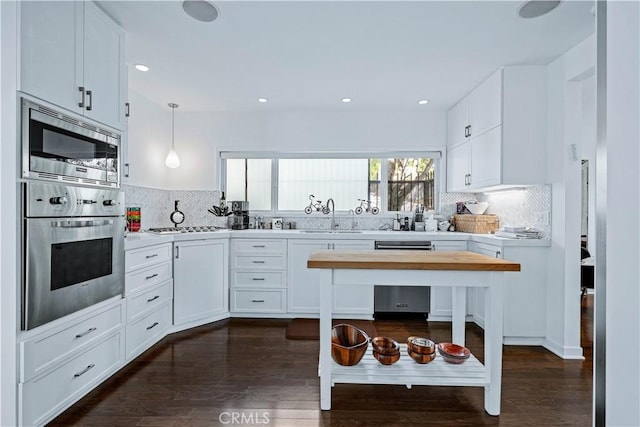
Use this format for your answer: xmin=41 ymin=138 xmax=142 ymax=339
xmin=20 ymin=1 xmax=126 ymax=131
xmin=446 ymin=66 xmax=546 ymax=192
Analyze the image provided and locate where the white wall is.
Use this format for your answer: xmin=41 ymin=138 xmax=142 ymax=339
xmin=605 ymin=2 xmax=640 ymax=424
xmin=126 ymin=98 xmax=446 ymax=191
xmin=0 ymin=2 xmax=18 ymax=426
xmin=544 ymin=34 xmax=595 ymax=359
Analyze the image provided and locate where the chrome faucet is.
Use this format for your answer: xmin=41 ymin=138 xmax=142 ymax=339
xmin=326 ymin=198 xmax=336 ymax=230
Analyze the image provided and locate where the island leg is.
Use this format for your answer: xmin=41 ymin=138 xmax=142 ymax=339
xmin=319 ymin=269 xmax=333 ymax=410
xmin=451 ymin=286 xmax=467 ymax=346
xmin=484 ymin=272 xmax=504 ymax=416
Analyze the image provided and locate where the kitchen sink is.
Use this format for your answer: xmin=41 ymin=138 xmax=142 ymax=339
xmin=299 ymin=230 xmax=362 ymax=234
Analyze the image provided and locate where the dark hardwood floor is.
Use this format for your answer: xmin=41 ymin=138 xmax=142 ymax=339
xmin=50 ymin=296 xmax=594 ymax=426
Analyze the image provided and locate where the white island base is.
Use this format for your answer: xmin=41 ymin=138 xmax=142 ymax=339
xmin=308 ymin=250 xmax=520 ymax=416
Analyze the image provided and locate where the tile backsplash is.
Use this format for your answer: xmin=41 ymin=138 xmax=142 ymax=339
xmin=123 ymin=184 xmax=551 ymax=237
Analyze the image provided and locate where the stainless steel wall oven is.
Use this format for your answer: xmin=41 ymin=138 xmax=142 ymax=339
xmin=21 ymin=98 xmax=120 ymax=188
xmin=22 ymin=182 xmax=125 ymax=330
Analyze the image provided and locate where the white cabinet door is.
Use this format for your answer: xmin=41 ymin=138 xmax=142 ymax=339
xmin=83 ymin=1 xmax=125 ymax=129
xmin=468 ymin=68 xmax=503 ymax=138
xmin=287 ymin=240 xmax=330 ymax=313
xmin=332 ymin=241 xmax=374 ymax=315
xmin=19 ymin=1 xmax=83 ymax=113
xmin=429 ymin=241 xmax=467 ymax=320
xmin=469 ymin=126 xmax=502 ymax=189
xmin=288 ymin=239 xmax=373 ymax=316
xmin=446 ymin=141 xmax=471 ymax=192
xmin=19 ymin=1 xmax=126 ymax=130
xmin=466 ymin=242 xmax=502 ymax=329
xmin=446 ymin=98 xmax=469 ymax=148
xmin=173 ymin=240 xmax=228 ymax=326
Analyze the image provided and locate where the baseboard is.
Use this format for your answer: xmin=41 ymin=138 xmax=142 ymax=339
xmin=503 ymin=336 xmax=545 ymax=346
xmin=543 ymin=337 xmax=585 ymax=360
xmin=169 ymin=312 xmax=230 ymax=334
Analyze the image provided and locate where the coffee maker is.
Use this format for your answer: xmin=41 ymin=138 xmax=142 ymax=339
xmin=230 ymin=201 xmax=249 ymax=230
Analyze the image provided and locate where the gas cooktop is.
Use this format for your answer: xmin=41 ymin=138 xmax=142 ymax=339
xmin=147 ymin=226 xmax=223 ymax=234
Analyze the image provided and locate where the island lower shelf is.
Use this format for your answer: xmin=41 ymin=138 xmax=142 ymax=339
xmin=328 ymin=344 xmax=487 ymax=388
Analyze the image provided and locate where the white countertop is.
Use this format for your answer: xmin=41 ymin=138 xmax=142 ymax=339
xmin=125 ymin=229 xmax=550 ymax=251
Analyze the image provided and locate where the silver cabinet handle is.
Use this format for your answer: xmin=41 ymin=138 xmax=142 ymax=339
xmin=252 ymin=277 xmax=265 ymax=281
xmin=75 ymin=327 xmax=97 ymax=338
xmin=252 ymin=260 xmax=265 ymax=264
xmin=125 ymin=102 xmax=130 ymax=118
xmin=147 ymin=295 xmax=160 ymax=302
xmin=252 ymin=299 xmax=265 ymax=303
xmin=252 ymin=245 xmax=265 ymax=248
xmin=52 ymin=219 xmax=113 ymax=228
xmin=74 ymin=364 xmax=95 ymax=378
xmin=86 ymin=89 xmax=93 ymax=111
xmin=145 ymin=253 xmax=158 ymax=259
xmin=146 ymin=322 xmax=159 ymax=330
xmin=175 ymin=247 xmax=180 ymax=259
xmin=145 ymin=273 xmax=159 ymax=280
xmin=78 ymin=86 xmax=85 ymax=108
xmin=124 ymin=162 xmax=130 ymax=178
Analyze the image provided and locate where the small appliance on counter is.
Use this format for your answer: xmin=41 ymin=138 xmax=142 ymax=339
xmin=230 ymin=200 xmax=250 ymax=230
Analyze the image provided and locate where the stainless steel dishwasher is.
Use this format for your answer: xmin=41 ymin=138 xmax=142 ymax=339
xmin=373 ymin=240 xmax=432 ymax=318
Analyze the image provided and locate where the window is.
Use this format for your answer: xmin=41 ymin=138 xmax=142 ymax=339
xmin=221 ymin=152 xmax=439 ymax=213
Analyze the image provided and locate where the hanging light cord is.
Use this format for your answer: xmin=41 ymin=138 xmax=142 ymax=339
xmin=169 ymin=103 xmax=178 ymax=149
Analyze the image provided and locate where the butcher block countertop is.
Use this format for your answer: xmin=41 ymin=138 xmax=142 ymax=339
xmin=307 ymin=250 xmax=521 ymax=271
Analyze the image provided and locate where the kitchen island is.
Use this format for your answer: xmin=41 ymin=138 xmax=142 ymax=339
xmin=307 ymin=250 xmax=520 ymax=415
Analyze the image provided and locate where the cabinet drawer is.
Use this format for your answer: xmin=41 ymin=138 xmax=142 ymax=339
xmin=231 ymin=289 xmax=287 ymax=313
xmin=231 ymin=271 xmax=285 ymax=288
xmin=126 ymin=261 xmax=172 ymax=294
xmin=20 ymin=303 xmax=123 ymax=383
xmin=20 ymin=331 xmax=124 ymax=427
xmin=232 ymin=239 xmax=286 ymax=254
xmin=125 ymin=243 xmax=172 ymax=273
xmin=232 ymin=254 xmax=286 ymax=270
xmin=126 ymin=280 xmax=173 ymax=322
xmin=126 ymin=302 xmax=172 ymax=360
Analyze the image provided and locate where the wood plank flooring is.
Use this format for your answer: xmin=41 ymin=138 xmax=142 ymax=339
xmin=49 ymin=296 xmax=594 ymax=426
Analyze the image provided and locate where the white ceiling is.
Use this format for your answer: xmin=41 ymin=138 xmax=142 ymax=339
xmin=98 ymin=0 xmax=595 ymax=113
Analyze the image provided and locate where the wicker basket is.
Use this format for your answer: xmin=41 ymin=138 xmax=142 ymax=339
xmin=453 ymin=214 xmax=499 ymax=234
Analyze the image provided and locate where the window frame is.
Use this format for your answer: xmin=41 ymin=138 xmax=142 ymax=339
xmin=218 ymin=151 xmax=442 ymax=215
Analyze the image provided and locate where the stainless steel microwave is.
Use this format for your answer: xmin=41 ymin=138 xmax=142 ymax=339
xmin=21 ymin=98 xmax=121 ymax=188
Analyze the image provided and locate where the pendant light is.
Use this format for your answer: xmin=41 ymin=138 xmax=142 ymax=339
xmin=165 ymin=103 xmax=180 ymax=168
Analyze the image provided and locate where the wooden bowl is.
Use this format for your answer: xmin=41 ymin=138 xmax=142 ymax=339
xmin=331 ymin=324 xmax=370 ymax=366
xmin=407 ymin=336 xmax=436 ymax=355
xmin=373 ymin=349 xmax=400 ymax=365
xmin=437 ymin=343 xmax=470 ymax=364
xmin=371 ymin=336 xmax=400 ymax=356
xmin=407 ymin=347 xmax=436 ymax=364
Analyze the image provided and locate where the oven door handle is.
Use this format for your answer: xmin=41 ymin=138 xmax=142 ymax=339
xmin=51 ymin=219 xmax=114 ymax=228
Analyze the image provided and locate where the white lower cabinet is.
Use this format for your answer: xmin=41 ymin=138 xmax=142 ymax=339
xmin=125 ymin=302 xmax=172 ymax=360
xmin=468 ymin=241 xmax=547 ymax=344
xmin=288 ymin=239 xmax=374 ymax=316
xmin=429 ymin=240 xmax=468 ymax=320
xmin=125 ymin=242 xmax=173 ymax=361
xmin=18 ymin=299 xmax=125 ymax=427
xmin=231 ymin=289 xmax=287 ymax=313
xmin=173 ymin=239 xmax=229 ymax=327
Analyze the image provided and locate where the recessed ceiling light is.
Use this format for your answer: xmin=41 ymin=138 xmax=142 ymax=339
xmin=517 ymin=0 xmax=561 ymax=19
xmin=341 ymin=97 xmax=352 ymax=103
xmin=182 ymin=0 xmax=219 ymax=23
xmin=134 ymin=64 xmax=150 ymax=72
xmin=257 ymin=98 xmax=268 ymax=103
xmin=417 ymin=99 xmax=429 ymax=105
